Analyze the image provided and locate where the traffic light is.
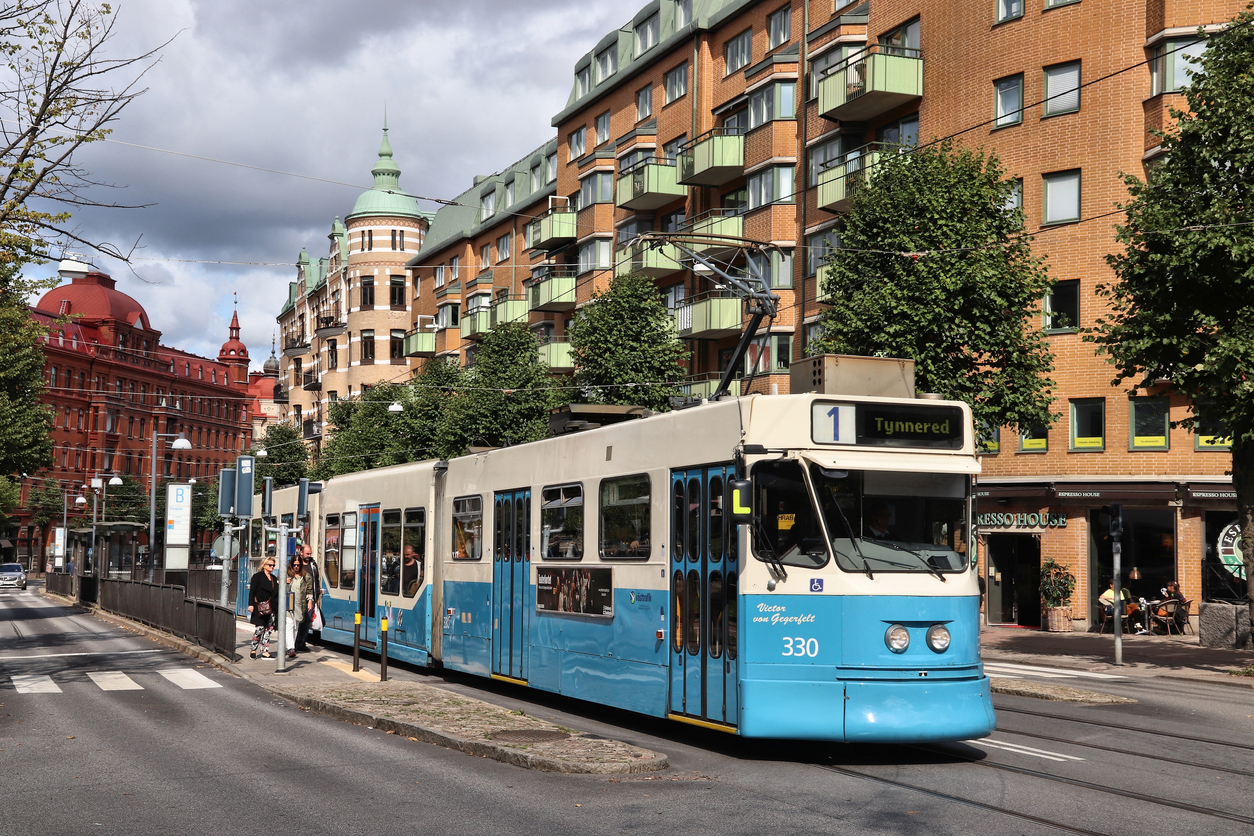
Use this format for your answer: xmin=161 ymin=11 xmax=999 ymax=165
xmin=234 ymin=455 xmax=255 ymax=518
xmin=1101 ymin=502 xmax=1123 ymax=538
xmin=217 ymin=468 xmax=236 ymax=517
xmin=261 ymin=476 xmax=274 ymax=520
xmin=296 ymin=478 xmax=322 ymax=520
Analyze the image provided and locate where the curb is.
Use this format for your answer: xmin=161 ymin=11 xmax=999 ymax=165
xmin=41 ymin=589 xmax=669 ymax=774
xmin=983 ymin=649 xmax=1254 ymax=687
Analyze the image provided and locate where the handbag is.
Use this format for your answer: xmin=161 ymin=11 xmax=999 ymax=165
xmin=311 ymin=606 xmax=324 ymax=631
xmin=256 ymin=599 xmax=272 ymax=616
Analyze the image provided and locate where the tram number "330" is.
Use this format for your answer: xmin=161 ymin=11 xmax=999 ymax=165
xmin=782 ymin=637 xmax=819 ymax=657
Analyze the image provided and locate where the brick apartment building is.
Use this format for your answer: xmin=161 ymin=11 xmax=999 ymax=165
xmin=9 ymin=262 xmax=256 ymax=572
xmin=275 ymin=126 xmax=434 ymax=450
xmin=398 ymin=0 xmax=1244 ymax=627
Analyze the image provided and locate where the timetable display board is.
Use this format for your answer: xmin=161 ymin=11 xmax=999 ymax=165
xmin=812 ymin=402 xmax=965 ymax=450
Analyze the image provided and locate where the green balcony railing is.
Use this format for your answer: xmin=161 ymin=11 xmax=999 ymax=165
xmin=674 ymin=292 xmax=742 ymax=340
xmin=538 ymin=337 xmax=573 ymax=371
xmin=816 ymin=143 xmax=884 ymax=213
xmin=678 ymin=209 xmax=744 ymax=260
xmin=490 ymin=295 xmax=529 ymax=328
xmin=402 ymin=329 xmax=437 ymax=357
xmin=677 ymin=128 xmax=745 ymax=187
xmin=459 ymin=308 xmax=491 ymax=341
xmin=534 ymin=209 xmax=577 ymax=250
xmin=529 ymin=268 xmax=578 ymax=312
xmin=817 ymin=44 xmax=923 ymax=122
xmin=615 ymin=239 xmax=683 ymax=278
xmin=615 ymin=160 xmax=686 ymax=211
xmin=679 ymin=373 xmax=740 ymax=400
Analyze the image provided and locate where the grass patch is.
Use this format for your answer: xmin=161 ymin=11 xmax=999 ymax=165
xmin=1228 ymin=665 xmax=1254 ymax=678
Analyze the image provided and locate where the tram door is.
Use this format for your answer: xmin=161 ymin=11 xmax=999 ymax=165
xmin=358 ymin=506 xmax=381 ymax=645
xmin=669 ymin=466 xmax=739 ymax=726
xmin=492 ymin=489 xmax=530 ymax=681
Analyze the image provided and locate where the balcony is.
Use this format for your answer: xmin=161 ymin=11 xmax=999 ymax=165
xmin=283 ymin=335 xmax=309 ymax=357
xmin=679 ymin=373 xmax=740 ymax=400
xmin=615 ymin=160 xmax=686 ymax=211
xmin=817 ymin=44 xmax=923 ymax=122
xmin=678 ymin=128 xmax=745 ymax=187
xmin=459 ymin=308 xmax=491 ymax=341
xmin=615 ymin=239 xmax=683 ymax=278
xmin=678 ymin=209 xmax=744 ymax=261
xmin=817 ymin=142 xmax=884 ymax=213
xmin=314 ymin=316 xmax=345 ymax=338
xmin=402 ymin=329 xmax=437 ymax=357
xmin=301 ymin=371 xmax=321 ymax=392
xmin=534 ymin=208 xmax=577 ymax=250
xmin=538 ymin=337 xmax=573 ymax=371
xmin=529 ymin=267 xmax=577 ymax=312
xmin=490 ymin=295 xmax=529 ymax=328
xmin=301 ymin=419 xmax=321 ymax=440
xmin=271 ymin=384 xmax=288 ymax=405
xmin=674 ymin=292 xmax=742 ymax=340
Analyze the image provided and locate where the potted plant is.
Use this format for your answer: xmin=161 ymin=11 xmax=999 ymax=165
xmin=1039 ymin=558 xmax=1076 ymax=632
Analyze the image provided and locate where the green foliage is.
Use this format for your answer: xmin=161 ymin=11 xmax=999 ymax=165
xmin=193 ymin=475 xmax=221 ymax=535
xmin=811 ymin=140 xmax=1056 ymax=433
xmin=1086 ymin=12 xmax=1254 ymax=612
xmin=252 ymin=422 xmax=308 ymax=487
xmin=25 ymin=477 xmax=66 ymax=528
xmin=1039 ymin=558 xmax=1077 ymax=608
xmin=103 ymin=476 xmax=148 ymax=523
xmin=313 ymin=382 xmax=418 ymax=480
xmin=0 ymin=297 xmax=54 ymax=475
xmin=568 ymin=271 xmax=687 ymax=412
xmin=0 ymin=474 xmax=19 ymax=526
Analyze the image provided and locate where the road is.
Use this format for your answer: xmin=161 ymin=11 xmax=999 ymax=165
xmin=4 ymin=588 xmax=1254 ymax=836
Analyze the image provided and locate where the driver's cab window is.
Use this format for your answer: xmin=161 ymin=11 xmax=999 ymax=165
xmin=751 ymin=460 xmax=827 ymax=568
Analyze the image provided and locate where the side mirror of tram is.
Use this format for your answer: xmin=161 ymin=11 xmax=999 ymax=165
xmin=729 ymin=479 xmax=753 ymax=526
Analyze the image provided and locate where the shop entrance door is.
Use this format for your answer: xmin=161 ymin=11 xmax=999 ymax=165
xmin=986 ymin=534 xmax=1041 ymax=627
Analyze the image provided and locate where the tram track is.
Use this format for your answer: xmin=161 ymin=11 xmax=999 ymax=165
xmin=995 ymin=706 xmax=1254 ymax=752
xmin=987 ymin=726 xmax=1254 ymax=778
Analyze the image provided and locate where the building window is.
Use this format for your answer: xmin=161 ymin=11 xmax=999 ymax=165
xmin=327 ymin=339 xmax=338 ymax=370
xmin=367 ymin=229 xmax=374 ymax=251
xmin=809 ymin=45 xmax=855 ymax=99
xmin=434 ymin=265 xmax=445 ymax=289
xmin=745 ymin=334 xmax=791 ymax=375
xmin=575 ymin=64 xmax=591 ymax=98
xmin=568 ymin=127 xmax=586 ymax=160
xmin=997 ymin=0 xmax=1024 ymax=22
xmin=390 ymin=275 xmax=405 ymax=306
xmin=360 ymin=330 xmax=375 ymax=363
xmin=746 ymin=165 xmax=794 ymax=210
xmin=636 ymin=85 xmax=653 ymax=121
xmin=546 ymin=153 xmax=557 ymax=182
xmin=807 ymin=229 xmax=840 ymax=276
xmin=635 ymin=13 xmax=659 ymax=56
xmin=480 ymin=190 xmax=496 ymax=219
xmin=977 ymin=424 xmax=1001 ymax=455
xmin=578 ymin=239 xmax=611 ymax=274
xmin=1151 ymin=38 xmax=1206 ymax=95
xmin=390 ymin=329 xmax=405 ymax=360
xmin=1044 ymin=61 xmax=1081 ymax=115
xmin=877 ymin=113 xmax=919 ymax=146
xmin=437 ymin=304 xmax=459 ymax=329
xmin=596 ymin=45 xmax=617 ymax=84
xmin=599 ymin=475 xmax=650 ymax=559
xmin=994 ymin=74 xmax=1023 ymax=127
xmin=768 ymin=7 xmax=790 ymax=49
xmin=748 ymin=81 xmax=796 ymax=129
xmin=450 ymin=256 xmax=459 ymax=280
xmin=662 ymin=135 xmax=686 ymax=163
xmin=1131 ymin=398 xmax=1170 ymax=449
xmin=880 ymin=17 xmax=921 ymax=52
xmin=496 ymin=233 xmax=511 ymax=262
xmin=675 ymin=0 xmax=691 ymax=29
xmin=595 ymin=111 xmax=611 ymax=146
xmin=1195 ymin=408 xmax=1231 ymax=450
xmin=504 ymin=181 xmax=514 ymax=207
xmin=748 ymin=248 xmax=794 ymax=288
xmin=1045 ymin=279 xmax=1080 ymax=331
xmin=1070 ymin=399 xmax=1105 ymax=450
xmin=1004 ymin=178 xmax=1024 ymax=214
xmin=530 ymin=161 xmax=542 ymax=193
xmin=1042 ymin=169 xmax=1081 ymax=224
xmin=479 ymin=244 xmax=491 ymax=272
xmin=541 ymin=484 xmax=584 ymax=560
xmin=579 ymin=171 xmax=613 ymax=206
xmin=808 ymin=136 xmax=843 ymax=187
xmin=1045 ymin=0 xmax=1080 ymax=7
xmin=725 ymin=29 xmax=752 ymax=74
xmin=1019 ymin=424 xmax=1048 ymax=452
xmin=664 ymin=62 xmax=688 ymax=104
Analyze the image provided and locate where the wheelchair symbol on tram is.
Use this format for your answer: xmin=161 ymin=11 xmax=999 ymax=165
xmin=810 ymin=579 xmax=823 ymax=592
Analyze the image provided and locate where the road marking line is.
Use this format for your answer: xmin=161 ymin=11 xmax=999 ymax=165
xmin=984 ymin=662 xmax=1126 ymax=680
xmin=977 ymin=738 xmax=1085 ymax=762
xmin=0 ymin=649 xmax=164 ymax=661
xmin=87 ymin=671 xmax=143 ymax=691
xmin=158 ymin=669 xmax=222 ymax=690
xmin=11 ymin=674 xmax=61 ymax=693
xmin=986 ymin=674 xmax=1024 ymax=680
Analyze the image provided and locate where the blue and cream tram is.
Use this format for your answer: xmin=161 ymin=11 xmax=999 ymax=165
xmin=254 ymin=391 xmax=995 ymax=743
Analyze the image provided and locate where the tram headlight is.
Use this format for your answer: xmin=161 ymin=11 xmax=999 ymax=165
xmin=885 ymin=624 xmax=910 ymax=654
xmin=926 ymin=624 xmax=951 ymax=653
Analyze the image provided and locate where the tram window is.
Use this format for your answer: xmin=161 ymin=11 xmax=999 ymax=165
xmin=541 ymin=484 xmax=584 ymax=560
xmin=751 ymin=461 xmax=828 ymax=569
xmin=494 ymin=498 xmax=506 ymax=562
xmin=671 ymin=481 xmax=684 ymax=562
xmin=524 ymin=495 xmax=531 ymax=560
xmin=708 ymin=475 xmax=725 ymax=561
xmin=402 ymin=508 xmax=424 ymax=597
xmin=671 ymin=571 xmax=684 ymax=653
xmin=380 ymin=509 xmax=401 ymax=595
xmin=600 ymin=474 xmax=651 ymax=559
xmin=685 ymin=569 xmax=702 ymax=655
xmin=708 ymin=570 xmax=724 ymax=659
xmin=686 ymin=478 xmax=700 ymax=561
xmin=323 ymin=514 xmax=341 ymax=588
xmin=453 ymin=496 xmax=483 ymax=560
xmin=726 ymin=572 xmax=738 ymax=660
xmin=340 ymin=512 xmax=358 ymax=588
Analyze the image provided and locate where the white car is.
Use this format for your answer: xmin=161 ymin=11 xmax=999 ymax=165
xmin=0 ymin=563 xmax=27 ymax=589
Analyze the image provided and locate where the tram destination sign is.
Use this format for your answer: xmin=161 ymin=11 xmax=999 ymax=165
xmin=812 ymin=402 xmax=965 ymax=449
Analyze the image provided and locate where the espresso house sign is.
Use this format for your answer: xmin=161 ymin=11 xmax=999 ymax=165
xmin=977 ymin=510 xmax=1068 ymax=531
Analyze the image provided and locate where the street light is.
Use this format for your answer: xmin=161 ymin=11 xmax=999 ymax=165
xmin=149 ymin=431 xmax=192 ymax=566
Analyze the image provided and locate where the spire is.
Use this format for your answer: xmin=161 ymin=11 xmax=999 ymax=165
xmin=229 ymin=308 xmax=241 ymax=340
xmin=371 ymin=114 xmax=401 ymax=191
xmin=263 ymin=330 xmax=280 ymax=377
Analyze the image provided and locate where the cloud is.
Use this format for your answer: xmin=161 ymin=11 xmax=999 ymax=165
xmin=57 ymin=0 xmax=629 ymax=367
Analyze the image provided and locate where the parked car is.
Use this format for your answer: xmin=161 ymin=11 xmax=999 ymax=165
xmin=0 ymin=563 xmax=27 ymax=590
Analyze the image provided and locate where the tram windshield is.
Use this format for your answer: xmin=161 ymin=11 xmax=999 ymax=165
xmin=751 ymin=460 xmax=969 ymax=573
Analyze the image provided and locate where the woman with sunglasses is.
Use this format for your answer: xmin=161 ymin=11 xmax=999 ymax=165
xmin=247 ymin=557 xmax=279 ymax=658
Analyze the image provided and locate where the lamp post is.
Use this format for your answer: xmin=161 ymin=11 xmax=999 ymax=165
xmin=92 ymin=474 xmax=123 ymax=578
xmin=149 ymin=431 xmax=192 ymax=568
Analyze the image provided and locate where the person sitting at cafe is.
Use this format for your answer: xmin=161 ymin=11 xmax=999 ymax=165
xmin=1153 ymin=580 xmax=1187 ymax=630
xmin=1099 ymin=581 xmax=1141 ymax=624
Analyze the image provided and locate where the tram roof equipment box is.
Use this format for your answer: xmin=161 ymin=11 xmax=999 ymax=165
xmin=790 ymin=354 xmax=916 ymax=399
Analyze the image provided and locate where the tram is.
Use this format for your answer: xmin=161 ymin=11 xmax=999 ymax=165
xmin=248 ymin=389 xmax=995 ymax=743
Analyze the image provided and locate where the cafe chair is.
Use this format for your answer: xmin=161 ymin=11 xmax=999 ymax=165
xmin=1095 ymin=599 xmax=1130 ymax=634
xmin=1149 ymin=599 xmax=1191 ymax=636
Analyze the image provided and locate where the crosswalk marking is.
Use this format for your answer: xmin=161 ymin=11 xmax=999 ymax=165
xmin=11 ymin=674 xmax=61 ymax=693
xmin=985 ymin=662 xmax=1126 ymax=680
xmin=157 ymin=668 xmax=221 ymax=690
xmin=87 ymin=671 xmax=143 ymax=691
xmin=975 ymin=737 xmax=1086 ymax=763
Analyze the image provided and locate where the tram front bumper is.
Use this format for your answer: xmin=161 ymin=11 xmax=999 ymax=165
xmin=739 ymin=674 xmax=995 ymax=742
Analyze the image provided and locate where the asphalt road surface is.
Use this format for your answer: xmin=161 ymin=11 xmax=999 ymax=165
xmin=4 ymin=589 xmax=1254 ymax=836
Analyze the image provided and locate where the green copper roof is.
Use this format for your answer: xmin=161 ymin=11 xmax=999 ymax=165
xmin=347 ymin=126 xmax=425 ymax=221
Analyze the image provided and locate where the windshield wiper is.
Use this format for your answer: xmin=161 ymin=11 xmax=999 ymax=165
xmin=752 ymin=517 xmax=788 ymax=582
xmin=863 ymin=538 xmax=947 ymax=582
xmin=828 ymin=500 xmax=872 ymax=580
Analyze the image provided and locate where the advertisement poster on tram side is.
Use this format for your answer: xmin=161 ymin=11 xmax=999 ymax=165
xmin=536 ymin=567 xmax=613 ymax=617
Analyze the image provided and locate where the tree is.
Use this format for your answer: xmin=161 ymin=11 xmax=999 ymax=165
xmin=811 ymin=140 xmax=1056 ymax=435
xmin=0 ymin=474 xmax=19 ymax=525
xmin=0 ymin=0 xmax=165 ymax=283
xmin=0 ymin=290 xmax=53 ymax=475
xmin=25 ymin=476 xmax=65 ymax=528
xmin=567 ymin=271 xmax=687 ymax=411
xmin=103 ymin=475 xmax=147 ymax=522
xmin=313 ymin=382 xmax=416 ymax=480
xmin=1087 ymin=12 xmax=1254 ymax=618
xmin=251 ymin=422 xmax=307 ymax=487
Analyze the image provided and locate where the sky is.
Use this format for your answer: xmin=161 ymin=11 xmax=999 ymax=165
xmin=35 ymin=0 xmax=629 ymax=369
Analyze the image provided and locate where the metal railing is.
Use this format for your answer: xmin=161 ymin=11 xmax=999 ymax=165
xmin=186 ymin=568 xmax=238 ymax=606
xmin=46 ymin=571 xmax=73 ymax=597
xmin=99 ymin=578 xmax=238 ymax=660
